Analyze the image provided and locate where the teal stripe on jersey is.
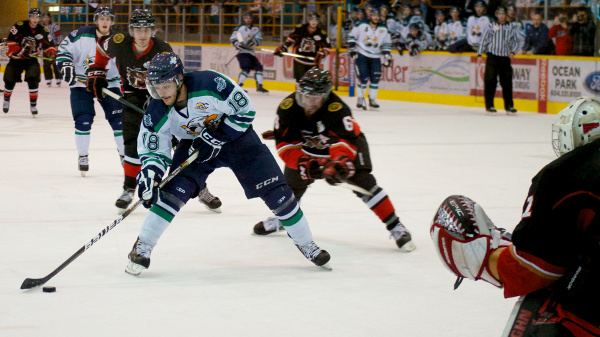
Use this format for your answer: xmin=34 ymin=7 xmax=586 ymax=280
xmin=225 ymin=116 xmax=250 ymax=130
xmin=188 ymin=90 xmax=224 ymax=101
xmin=154 ymin=113 xmax=169 ymax=132
xmin=71 ymin=33 xmax=95 ymax=43
xmin=280 ymin=209 xmax=304 ymax=227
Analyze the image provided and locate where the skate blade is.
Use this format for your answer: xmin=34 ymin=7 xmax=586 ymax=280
xmin=319 ymin=262 xmax=332 ymax=271
xmin=80 ymin=171 xmax=87 ymax=177
xmin=204 ymin=205 xmax=222 ymax=213
xmin=125 ymin=262 xmax=146 ymax=276
xmin=399 ymin=241 xmax=417 ymax=252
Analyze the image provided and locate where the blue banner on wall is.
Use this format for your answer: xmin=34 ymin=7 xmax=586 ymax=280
xmin=184 ymin=46 xmax=202 ymax=71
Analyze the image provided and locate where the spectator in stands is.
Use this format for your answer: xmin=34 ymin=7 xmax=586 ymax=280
xmin=569 ymin=6 xmax=595 ymax=56
xmin=549 ymin=10 xmax=574 ymax=55
xmin=523 ymin=13 xmax=555 ymax=55
xmin=506 ymin=4 xmax=525 ymax=54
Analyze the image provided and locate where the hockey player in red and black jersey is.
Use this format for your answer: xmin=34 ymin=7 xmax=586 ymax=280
xmin=3 ymin=8 xmax=56 ymax=116
xmin=273 ymin=13 xmax=331 ymax=82
xmin=431 ymin=98 xmax=600 ymax=336
xmin=85 ymin=9 xmax=221 ymax=214
xmin=253 ymin=68 xmax=416 ymax=252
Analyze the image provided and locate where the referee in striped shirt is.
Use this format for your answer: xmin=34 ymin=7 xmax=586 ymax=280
xmin=477 ymin=5 xmax=518 ymax=114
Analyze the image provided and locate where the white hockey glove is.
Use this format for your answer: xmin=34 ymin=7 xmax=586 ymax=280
xmin=382 ymin=52 xmax=392 ymax=67
xmin=430 ymin=195 xmax=511 ymax=289
xmin=137 ymin=166 xmax=163 ymax=208
xmin=189 ymin=128 xmax=224 ymax=162
xmin=60 ymin=62 xmax=76 ymax=86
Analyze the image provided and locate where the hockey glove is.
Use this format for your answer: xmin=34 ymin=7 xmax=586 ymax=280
xmin=45 ymin=48 xmax=57 ymax=59
xmin=323 ymin=155 xmax=355 ymax=185
xmin=297 ymin=155 xmax=328 ymax=181
xmin=261 ymin=129 xmax=275 ymax=140
xmin=60 ymin=62 xmax=76 ymax=86
xmin=273 ymin=45 xmax=287 ymax=57
xmin=137 ymin=166 xmax=163 ymax=208
xmin=315 ymin=50 xmax=326 ymax=65
xmin=16 ymin=36 xmax=36 ymax=59
xmin=409 ymin=43 xmax=420 ymax=56
xmin=349 ymin=50 xmax=358 ymax=60
xmin=189 ymin=128 xmax=224 ymax=162
xmin=86 ymin=66 xmax=108 ymax=100
xmin=430 ymin=195 xmax=512 ymax=289
xmin=382 ymin=52 xmax=392 ymax=67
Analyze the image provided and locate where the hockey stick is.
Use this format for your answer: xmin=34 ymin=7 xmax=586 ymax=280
xmin=259 ymin=48 xmax=315 ymax=61
xmin=76 ymin=79 xmax=145 ymax=114
xmin=20 ymin=150 xmax=200 ymax=289
xmin=333 ymin=177 xmax=373 ymax=196
xmin=29 ymin=54 xmax=55 ymax=62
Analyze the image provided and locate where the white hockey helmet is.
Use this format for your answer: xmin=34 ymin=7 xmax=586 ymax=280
xmin=552 ymin=96 xmax=600 ymax=156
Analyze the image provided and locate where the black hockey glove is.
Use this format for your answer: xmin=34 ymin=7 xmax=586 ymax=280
xmin=137 ymin=166 xmax=163 ymax=209
xmin=297 ymin=155 xmax=327 ymax=181
xmin=409 ymin=43 xmax=420 ymax=56
xmin=60 ymin=62 xmax=76 ymax=86
xmin=315 ymin=50 xmax=326 ymax=65
xmin=86 ymin=66 xmax=108 ymax=100
xmin=323 ymin=155 xmax=355 ymax=185
xmin=273 ymin=45 xmax=287 ymax=57
xmin=16 ymin=36 xmax=36 ymax=59
xmin=189 ymin=128 xmax=224 ymax=163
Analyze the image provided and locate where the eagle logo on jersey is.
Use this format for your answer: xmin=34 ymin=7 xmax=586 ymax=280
xmin=181 ymin=114 xmax=221 ymax=134
xmin=280 ymin=98 xmax=293 ymax=109
xmin=215 ymin=77 xmax=227 ymax=92
xmin=113 ymin=33 xmax=124 ymax=44
xmin=127 ymin=67 xmax=147 ymax=89
xmin=328 ymin=102 xmax=342 ymax=112
xmin=35 ymin=34 xmax=43 ymax=40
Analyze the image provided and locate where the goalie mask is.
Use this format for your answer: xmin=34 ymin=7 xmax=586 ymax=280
xmin=552 ymin=97 xmax=600 ymax=156
xmin=146 ymin=52 xmax=184 ymax=100
xmin=296 ymin=68 xmax=333 ymax=116
xmin=430 ymin=195 xmax=511 ymax=289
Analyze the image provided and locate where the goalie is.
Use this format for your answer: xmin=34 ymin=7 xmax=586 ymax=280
xmin=431 ymin=97 xmax=600 ymax=337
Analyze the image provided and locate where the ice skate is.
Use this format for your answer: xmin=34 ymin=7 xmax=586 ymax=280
xmin=78 ymin=155 xmax=89 ymax=176
xmin=115 ymin=188 xmax=135 ymax=214
xmin=253 ymin=216 xmax=284 ymax=235
xmin=296 ymin=241 xmax=331 ymax=269
xmin=485 ymin=107 xmax=497 ymax=115
xmin=256 ymin=84 xmax=269 ymax=94
xmin=239 ymin=82 xmax=248 ymax=93
xmin=56 ymin=81 xmax=61 ymax=87
xmin=368 ymin=98 xmax=380 ymax=109
xmin=46 ymin=80 xmax=52 ymax=87
xmin=30 ymin=105 xmax=38 ymax=117
xmin=357 ymin=98 xmax=367 ymax=110
xmin=125 ymin=237 xmax=153 ymax=276
xmin=390 ymin=224 xmax=416 ymax=252
xmin=3 ymin=100 xmax=9 ymax=113
xmin=198 ymin=185 xmax=222 ymax=213
xmin=506 ymin=107 xmax=517 ymax=115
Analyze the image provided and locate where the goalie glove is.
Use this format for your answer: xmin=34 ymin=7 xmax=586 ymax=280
xmin=189 ymin=128 xmax=224 ymax=162
xmin=323 ymin=155 xmax=355 ymax=185
xmin=430 ymin=195 xmax=512 ymax=289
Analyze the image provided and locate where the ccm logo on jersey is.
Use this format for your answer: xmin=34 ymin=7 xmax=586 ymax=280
xmin=256 ymin=176 xmax=278 ymax=189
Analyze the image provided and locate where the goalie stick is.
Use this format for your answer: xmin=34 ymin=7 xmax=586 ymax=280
xmin=20 ymin=150 xmax=200 ymax=289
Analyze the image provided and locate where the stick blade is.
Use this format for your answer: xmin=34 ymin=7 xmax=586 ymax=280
xmin=21 ymin=277 xmax=47 ymax=289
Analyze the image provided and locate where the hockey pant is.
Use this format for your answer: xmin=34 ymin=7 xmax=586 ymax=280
xmin=236 ymin=53 xmax=264 ymax=86
xmin=137 ymin=125 xmax=314 ymax=247
xmin=3 ymin=58 xmax=40 ymax=104
xmin=70 ymin=87 xmax=124 ymax=156
xmin=284 ymin=133 xmax=401 ymax=230
xmin=354 ymin=53 xmax=381 ymax=100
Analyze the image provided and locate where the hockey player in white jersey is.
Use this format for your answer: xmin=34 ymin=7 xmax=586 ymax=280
xmin=405 ymin=23 xmax=429 ymax=55
xmin=446 ymin=7 xmax=467 ymax=49
xmin=125 ymin=52 xmax=331 ymax=275
xmin=433 ymin=9 xmax=448 ymax=50
xmin=229 ymin=13 xmax=268 ymax=93
xmin=448 ymin=1 xmax=490 ymax=53
xmin=348 ymin=8 xmax=392 ymax=110
xmin=507 ymin=5 xmax=525 ymax=54
xmin=57 ymin=6 xmax=124 ymax=176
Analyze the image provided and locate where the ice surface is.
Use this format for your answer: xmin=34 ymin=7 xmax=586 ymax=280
xmin=0 ymin=83 xmax=557 ymax=336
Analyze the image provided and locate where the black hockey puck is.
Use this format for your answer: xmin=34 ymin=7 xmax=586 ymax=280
xmin=42 ymin=286 xmax=56 ymax=293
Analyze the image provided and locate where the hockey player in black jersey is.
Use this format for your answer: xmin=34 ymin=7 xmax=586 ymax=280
xmin=254 ymin=68 xmax=415 ymax=252
xmin=86 ymin=9 xmax=221 ymax=214
xmin=273 ymin=13 xmax=331 ymax=82
xmin=431 ymin=97 xmax=600 ymax=336
xmin=3 ymin=8 xmax=56 ymax=116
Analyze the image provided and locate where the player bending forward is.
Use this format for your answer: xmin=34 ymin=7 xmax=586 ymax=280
xmin=57 ymin=6 xmax=124 ymax=176
xmin=431 ymin=97 xmax=600 ymax=336
xmin=347 ymin=8 xmax=392 ymax=110
xmin=254 ymin=68 xmax=415 ymax=252
xmin=230 ymin=13 xmax=268 ymax=93
xmin=125 ymin=53 xmax=331 ymax=275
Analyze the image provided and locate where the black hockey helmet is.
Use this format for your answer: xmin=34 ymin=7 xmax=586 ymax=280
xmin=307 ymin=12 xmax=320 ymax=21
xmin=129 ymin=9 xmax=156 ymax=34
xmin=28 ymin=8 xmax=41 ymax=17
xmin=474 ymin=0 xmax=487 ymax=8
xmin=146 ymin=52 xmax=185 ymax=99
xmin=95 ymin=6 xmax=115 ymax=24
xmin=296 ymin=68 xmax=333 ymax=113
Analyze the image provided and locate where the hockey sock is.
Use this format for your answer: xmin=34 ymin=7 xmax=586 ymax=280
xmin=357 ymin=83 xmax=367 ymax=98
xmin=3 ymin=89 xmax=12 ymax=101
xmin=361 ymin=186 xmax=401 ymax=230
xmin=114 ymin=133 xmax=124 ymax=156
xmin=123 ymin=156 xmax=141 ymax=189
xmin=29 ymin=89 xmax=38 ymax=107
xmin=256 ymin=71 xmax=264 ymax=86
xmin=278 ymin=205 xmax=313 ymax=246
xmin=75 ymin=133 xmax=91 ymax=156
xmin=368 ymin=85 xmax=379 ymax=100
xmin=238 ymin=71 xmax=248 ymax=86
xmin=140 ymin=191 xmax=186 ymax=246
